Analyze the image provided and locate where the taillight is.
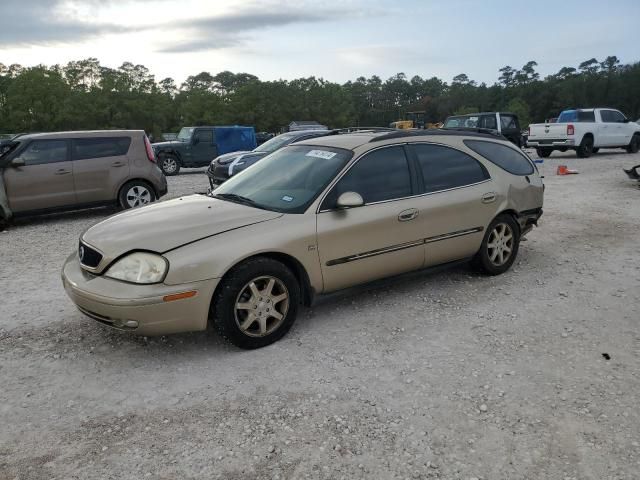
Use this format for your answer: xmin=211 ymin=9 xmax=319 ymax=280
xmin=144 ymin=136 xmax=156 ymax=163
xmin=567 ymin=124 xmax=574 ymax=135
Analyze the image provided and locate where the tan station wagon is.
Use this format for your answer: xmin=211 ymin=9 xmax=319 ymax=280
xmin=62 ymin=130 xmax=543 ymax=349
xmin=0 ymin=130 xmax=167 ymax=229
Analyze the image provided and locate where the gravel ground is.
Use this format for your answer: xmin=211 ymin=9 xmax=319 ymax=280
xmin=1 ymin=150 xmax=639 ymax=480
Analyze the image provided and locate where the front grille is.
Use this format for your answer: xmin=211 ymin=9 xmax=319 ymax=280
xmin=79 ymin=242 xmax=102 ymax=268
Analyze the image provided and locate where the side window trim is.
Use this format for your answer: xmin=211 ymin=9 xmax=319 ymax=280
xmin=16 ymin=139 xmax=71 ymax=166
xmin=317 ymin=144 xmax=415 ymax=212
xmin=408 ymin=141 xmax=491 ymax=194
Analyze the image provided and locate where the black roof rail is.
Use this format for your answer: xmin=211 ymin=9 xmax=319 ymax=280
xmin=329 ymin=126 xmax=398 ymax=135
xmin=369 ymin=128 xmax=507 ymax=143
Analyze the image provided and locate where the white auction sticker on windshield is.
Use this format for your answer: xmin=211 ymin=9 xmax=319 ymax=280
xmin=306 ymin=149 xmax=337 ymax=159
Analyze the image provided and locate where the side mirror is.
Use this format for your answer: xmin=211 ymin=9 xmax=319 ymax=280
xmin=11 ymin=157 xmax=25 ymax=167
xmin=336 ymin=191 xmax=364 ymax=209
xmin=623 ymin=118 xmax=630 ymax=123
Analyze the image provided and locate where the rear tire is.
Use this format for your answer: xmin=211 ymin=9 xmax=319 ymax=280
xmin=118 ymin=180 xmax=156 ymax=210
xmin=576 ymin=136 xmax=594 ymax=158
xmin=592 ymin=148 xmax=600 ymax=154
xmin=626 ymin=134 xmax=640 ymax=154
xmin=536 ymin=148 xmax=552 ymax=158
xmin=211 ymin=258 xmax=300 ymax=349
xmin=0 ymin=216 xmax=7 ymax=232
xmin=473 ymin=214 xmax=520 ymax=276
xmin=159 ymin=154 xmax=181 ymax=176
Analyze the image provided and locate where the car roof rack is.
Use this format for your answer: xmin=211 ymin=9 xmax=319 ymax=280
xmin=369 ymin=128 xmax=506 ymax=143
xmin=329 ymin=127 xmax=398 ymax=135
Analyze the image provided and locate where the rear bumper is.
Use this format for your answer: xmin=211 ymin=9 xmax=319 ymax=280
xmin=527 ymin=139 xmax=575 ymax=148
xmin=518 ymin=208 xmax=543 ymax=236
xmin=62 ymin=254 xmax=219 ymax=336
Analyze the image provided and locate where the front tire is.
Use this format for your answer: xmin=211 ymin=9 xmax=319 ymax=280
xmin=118 ymin=181 xmax=156 ymax=210
xmin=626 ymin=134 xmax=640 ymax=154
xmin=159 ymin=154 xmax=181 ymax=176
xmin=473 ymin=214 xmax=520 ymax=275
xmin=211 ymin=258 xmax=300 ymax=349
xmin=576 ymin=136 xmax=594 ymax=158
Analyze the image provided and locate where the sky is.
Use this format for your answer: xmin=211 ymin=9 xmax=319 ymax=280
xmin=1 ymin=0 xmax=639 ymax=85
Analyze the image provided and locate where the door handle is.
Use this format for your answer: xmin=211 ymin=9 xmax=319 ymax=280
xmin=398 ymin=208 xmax=419 ymax=222
xmin=112 ymin=162 xmax=125 ymax=167
xmin=481 ymin=192 xmax=497 ymax=203
xmin=54 ymin=169 xmax=71 ymax=175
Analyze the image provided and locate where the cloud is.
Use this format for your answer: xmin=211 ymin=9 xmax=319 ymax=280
xmin=158 ymin=8 xmax=354 ymax=53
xmin=0 ymin=0 xmax=135 ymax=46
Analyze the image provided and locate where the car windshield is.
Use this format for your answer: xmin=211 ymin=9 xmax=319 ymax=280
xmin=254 ymin=133 xmax=298 ymax=154
xmin=177 ymin=127 xmax=195 ymax=142
xmin=445 ymin=116 xmax=479 ymax=128
xmin=213 ymin=145 xmax=352 ymax=214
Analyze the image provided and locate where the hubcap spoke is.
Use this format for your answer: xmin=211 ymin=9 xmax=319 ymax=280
xmin=236 ymin=302 xmax=252 ymax=310
xmin=271 ymin=293 xmax=287 ymax=304
xmin=248 ymin=282 xmax=260 ymax=299
xmin=264 ymin=278 xmax=275 ymax=296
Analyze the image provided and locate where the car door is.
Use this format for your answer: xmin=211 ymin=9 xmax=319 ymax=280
xmin=192 ymin=129 xmax=217 ymax=166
xmin=316 ymin=145 xmax=424 ymax=292
xmin=608 ymin=110 xmax=632 ymax=146
xmin=407 ymin=143 xmax=496 ymax=267
xmin=3 ymin=139 xmax=75 ymax=213
xmin=499 ymin=114 xmax=520 ymax=145
xmin=71 ymin=137 xmax=132 ymax=203
xmin=598 ymin=110 xmax=619 ymax=146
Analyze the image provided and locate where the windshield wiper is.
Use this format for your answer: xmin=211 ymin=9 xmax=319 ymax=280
xmin=214 ymin=193 xmax=262 ymax=208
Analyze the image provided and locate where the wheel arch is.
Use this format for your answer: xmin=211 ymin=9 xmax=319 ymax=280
xmin=157 ymin=149 xmax=183 ymax=164
xmin=214 ymin=252 xmax=315 ymax=307
xmin=495 ymin=209 xmax=521 ymax=233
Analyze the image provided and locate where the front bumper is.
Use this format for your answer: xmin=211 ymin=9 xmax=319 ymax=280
xmin=527 ymin=138 xmax=575 ymax=148
xmin=62 ymin=254 xmax=219 ymax=336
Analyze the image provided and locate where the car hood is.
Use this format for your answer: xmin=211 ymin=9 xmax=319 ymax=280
xmin=214 ymin=151 xmax=263 ymax=165
xmin=81 ymin=195 xmax=283 ymax=268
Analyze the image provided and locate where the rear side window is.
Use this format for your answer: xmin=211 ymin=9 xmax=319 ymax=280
xmin=194 ymin=129 xmax=214 ymax=144
xmin=72 ymin=137 xmax=131 ymax=160
xmin=500 ymin=115 xmax=518 ymax=130
xmin=16 ymin=140 xmax=68 ymax=166
xmin=464 ymin=140 xmax=534 ymax=175
xmin=323 ymin=146 xmax=412 ymax=207
xmin=479 ymin=115 xmax=497 ymax=129
xmin=411 ymin=144 xmax=489 ymax=193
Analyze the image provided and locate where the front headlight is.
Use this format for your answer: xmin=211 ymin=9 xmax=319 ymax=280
xmin=105 ymin=252 xmax=168 ymax=284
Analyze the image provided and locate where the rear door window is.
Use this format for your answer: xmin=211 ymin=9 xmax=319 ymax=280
xmin=322 ymin=146 xmax=412 ymax=208
xmin=464 ymin=140 xmax=534 ymax=175
xmin=71 ymin=137 xmax=131 ymax=160
xmin=16 ymin=140 xmax=69 ymax=166
xmin=500 ymin=115 xmax=518 ymax=130
xmin=411 ymin=144 xmax=489 ymax=193
xmin=194 ymin=129 xmax=214 ymax=144
xmin=479 ymin=115 xmax=497 ymax=129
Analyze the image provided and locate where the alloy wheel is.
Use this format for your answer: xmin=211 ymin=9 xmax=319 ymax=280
xmin=125 ymin=185 xmax=152 ymax=208
xmin=487 ymin=223 xmax=514 ymax=267
xmin=163 ymin=157 xmax=177 ymax=174
xmin=234 ymin=276 xmax=289 ymax=337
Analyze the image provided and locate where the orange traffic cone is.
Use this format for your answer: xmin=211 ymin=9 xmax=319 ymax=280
xmin=557 ymin=165 xmax=579 ymax=175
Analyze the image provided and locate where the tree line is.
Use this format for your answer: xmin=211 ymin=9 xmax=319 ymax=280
xmin=1 ymin=56 xmax=638 ymax=138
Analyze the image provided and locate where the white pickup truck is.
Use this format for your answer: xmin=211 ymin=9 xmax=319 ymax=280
xmin=527 ymin=108 xmax=640 ymax=158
